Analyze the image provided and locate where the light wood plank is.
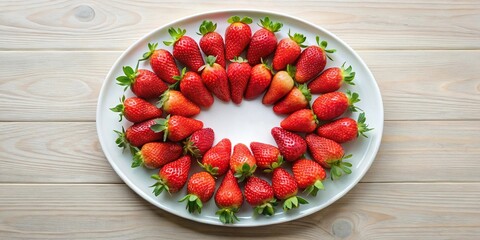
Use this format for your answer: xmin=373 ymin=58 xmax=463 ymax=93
xmin=1 ymin=50 xmax=479 ymax=121
xmin=1 ymin=121 xmax=479 ymax=183
xmin=0 ymin=122 xmax=121 ymax=183
xmin=0 ymin=51 xmax=119 ymax=121
xmin=0 ymin=1 xmax=479 ymax=50
xmin=0 ymin=183 xmax=479 ymax=239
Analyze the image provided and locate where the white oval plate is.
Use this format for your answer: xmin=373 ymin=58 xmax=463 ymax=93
xmin=97 ymin=9 xmax=383 ymax=227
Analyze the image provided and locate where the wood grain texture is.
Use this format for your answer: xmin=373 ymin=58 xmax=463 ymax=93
xmin=0 ymin=0 xmax=479 ymax=50
xmin=1 ymin=121 xmax=479 ymax=183
xmin=0 ymin=183 xmax=479 ymax=239
xmin=1 ymin=50 xmax=479 ymax=121
xmin=0 ymin=122 xmax=121 ymax=183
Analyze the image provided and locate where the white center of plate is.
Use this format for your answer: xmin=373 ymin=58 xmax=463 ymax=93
xmin=195 ymin=97 xmax=283 ymax=146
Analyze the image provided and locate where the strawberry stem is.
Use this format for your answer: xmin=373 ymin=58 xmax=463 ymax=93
xmin=216 ymin=208 xmax=240 ymax=224
xmin=288 ymin=30 xmax=307 ymax=48
xmin=163 ymin=27 xmax=186 ymax=46
xmin=150 ymin=116 xmax=169 ymax=142
xmin=116 ymin=66 xmax=137 ymax=91
xmin=346 ymin=90 xmax=362 ymax=112
xmin=258 ymin=17 xmax=283 ymax=33
xmin=234 ymin=163 xmax=257 ymax=182
xmin=198 ymin=20 xmax=217 ymax=36
xmin=253 ymin=199 xmax=277 ymax=216
xmin=283 ymin=196 xmax=308 ymax=211
xmin=341 ymin=62 xmax=356 ymax=85
xmin=303 ymin=180 xmax=324 ymax=197
xmin=109 ymin=95 xmax=126 ymax=122
xmin=150 ymin=174 xmax=171 ymax=196
xmin=315 ymin=36 xmax=336 ymax=61
xmin=179 ymin=194 xmax=203 ymax=214
xmin=227 ymin=16 xmax=252 ymax=24
xmin=357 ymin=112 xmax=373 ymax=138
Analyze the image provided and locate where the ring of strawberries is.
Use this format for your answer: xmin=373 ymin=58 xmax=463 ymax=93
xmin=111 ymin=16 xmax=372 ymax=224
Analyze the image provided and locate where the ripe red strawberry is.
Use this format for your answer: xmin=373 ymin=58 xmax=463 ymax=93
xmin=150 ymin=115 xmax=203 ymax=142
xmin=110 ymin=95 xmax=162 ymax=123
xmin=271 ymin=127 xmax=307 ymax=162
xmin=230 ymin=143 xmax=257 ymax=182
xmin=116 ymin=66 xmax=168 ymax=99
xmin=227 ymin=57 xmax=251 ymax=104
xmin=246 ymin=17 xmax=283 ymax=66
xmin=150 ymin=155 xmax=191 ymax=195
xmin=215 ymin=170 xmax=244 ymax=224
xmin=183 ymin=128 xmax=215 ymax=159
xmin=198 ymin=20 xmax=226 ymax=68
xmin=295 ymin=36 xmax=336 ymax=83
xmin=317 ymin=112 xmax=372 ymax=143
xmin=225 ymin=16 xmax=252 ymax=61
xmin=308 ymin=62 xmax=355 ymax=94
xmin=200 ymin=138 xmax=231 ymax=176
xmin=280 ymin=109 xmax=318 ymax=133
xmin=272 ymin=31 xmax=307 ymax=71
xmin=164 ymin=28 xmax=205 ymax=72
xmin=244 ymin=176 xmax=277 ymax=216
xmin=131 ymin=142 xmax=182 ymax=169
xmin=262 ymin=65 xmax=295 ymax=105
xmin=200 ymin=55 xmax=230 ymax=102
xmin=172 ymin=68 xmax=214 ymax=108
xmin=312 ymin=91 xmax=360 ymax=121
xmin=250 ymin=142 xmax=284 ymax=171
xmin=157 ymin=89 xmax=200 ymax=117
xmin=141 ymin=42 xmax=179 ymax=84
xmin=272 ymin=168 xmax=308 ymax=211
xmin=305 ymin=134 xmax=352 ymax=180
xmin=292 ymin=159 xmax=326 ymax=196
xmin=114 ymin=119 xmax=163 ymax=151
xmin=179 ymin=171 xmax=216 ymax=214
xmin=273 ymin=84 xmax=311 ymax=114
xmin=244 ymin=61 xmax=273 ymax=100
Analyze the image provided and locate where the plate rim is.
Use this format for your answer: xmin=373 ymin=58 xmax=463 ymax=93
xmin=96 ymin=8 xmax=384 ymax=227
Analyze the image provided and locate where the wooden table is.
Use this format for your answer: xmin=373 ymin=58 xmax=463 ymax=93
xmin=1 ymin=1 xmax=479 ymax=239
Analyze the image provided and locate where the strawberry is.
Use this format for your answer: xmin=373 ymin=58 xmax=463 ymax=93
xmin=262 ymin=65 xmax=295 ymax=105
xmin=157 ymin=89 xmax=200 ymax=117
xmin=227 ymin=57 xmax=251 ymax=104
xmin=312 ymin=91 xmax=360 ymax=121
xmin=150 ymin=155 xmax=191 ymax=195
xmin=295 ymin=36 xmax=336 ymax=83
xmin=114 ymin=119 xmax=163 ymax=151
xmin=273 ymin=83 xmax=311 ymax=115
xmin=225 ymin=16 xmax=252 ymax=61
xmin=246 ymin=17 xmax=283 ymax=66
xmin=244 ymin=61 xmax=273 ymax=100
xmin=116 ymin=66 xmax=168 ymax=99
xmin=164 ymin=28 xmax=205 ymax=72
xmin=172 ymin=68 xmax=214 ymax=108
xmin=131 ymin=142 xmax=182 ymax=169
xmin=150 ymin=115 xmax=203 ymax=142
xmin=230 ymin=143 xmax=257 ymax=182
xmin=292 ymin=159 xmax=326 ymax=196
xmin=200 ymin=55 xmax=231 ymax=102
xmin=200 ymin=138 xmax=231 ymax=176
xmin=317 ymin=112 xmax=372 ymax=143
xmin=110 ymin=95 xmax=162 ymax=123
xmin=215 ymin=170 xmax=244 ymax=224
xmin=250 ymin=142 xmax=284 ymax=171
xmin=272 ymin=31 xmax=307 ymax=71
xmin=198 ymin=20 xmax=226 ymax=68
xmin=244 ymin=176 xmax=277 ymax=216
xmin=141 ymin=42 xmax=179 ymax=84
xmin=280 ymin=109 xmax=318 ymax=133
xmin=183 ymin=128 xmax=215 ymax=159
xmin=308 ymin=62 xmax=355 ymax=94
xmin=305 ymin=134 xmax=352 ymax=180
xmin=271 ymin=127 xmax=307 ymax=162
xmin=272 ymin=168 xmax=308 ymax=211
xmin=179 ymin=171 xmax=216 ymax=214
